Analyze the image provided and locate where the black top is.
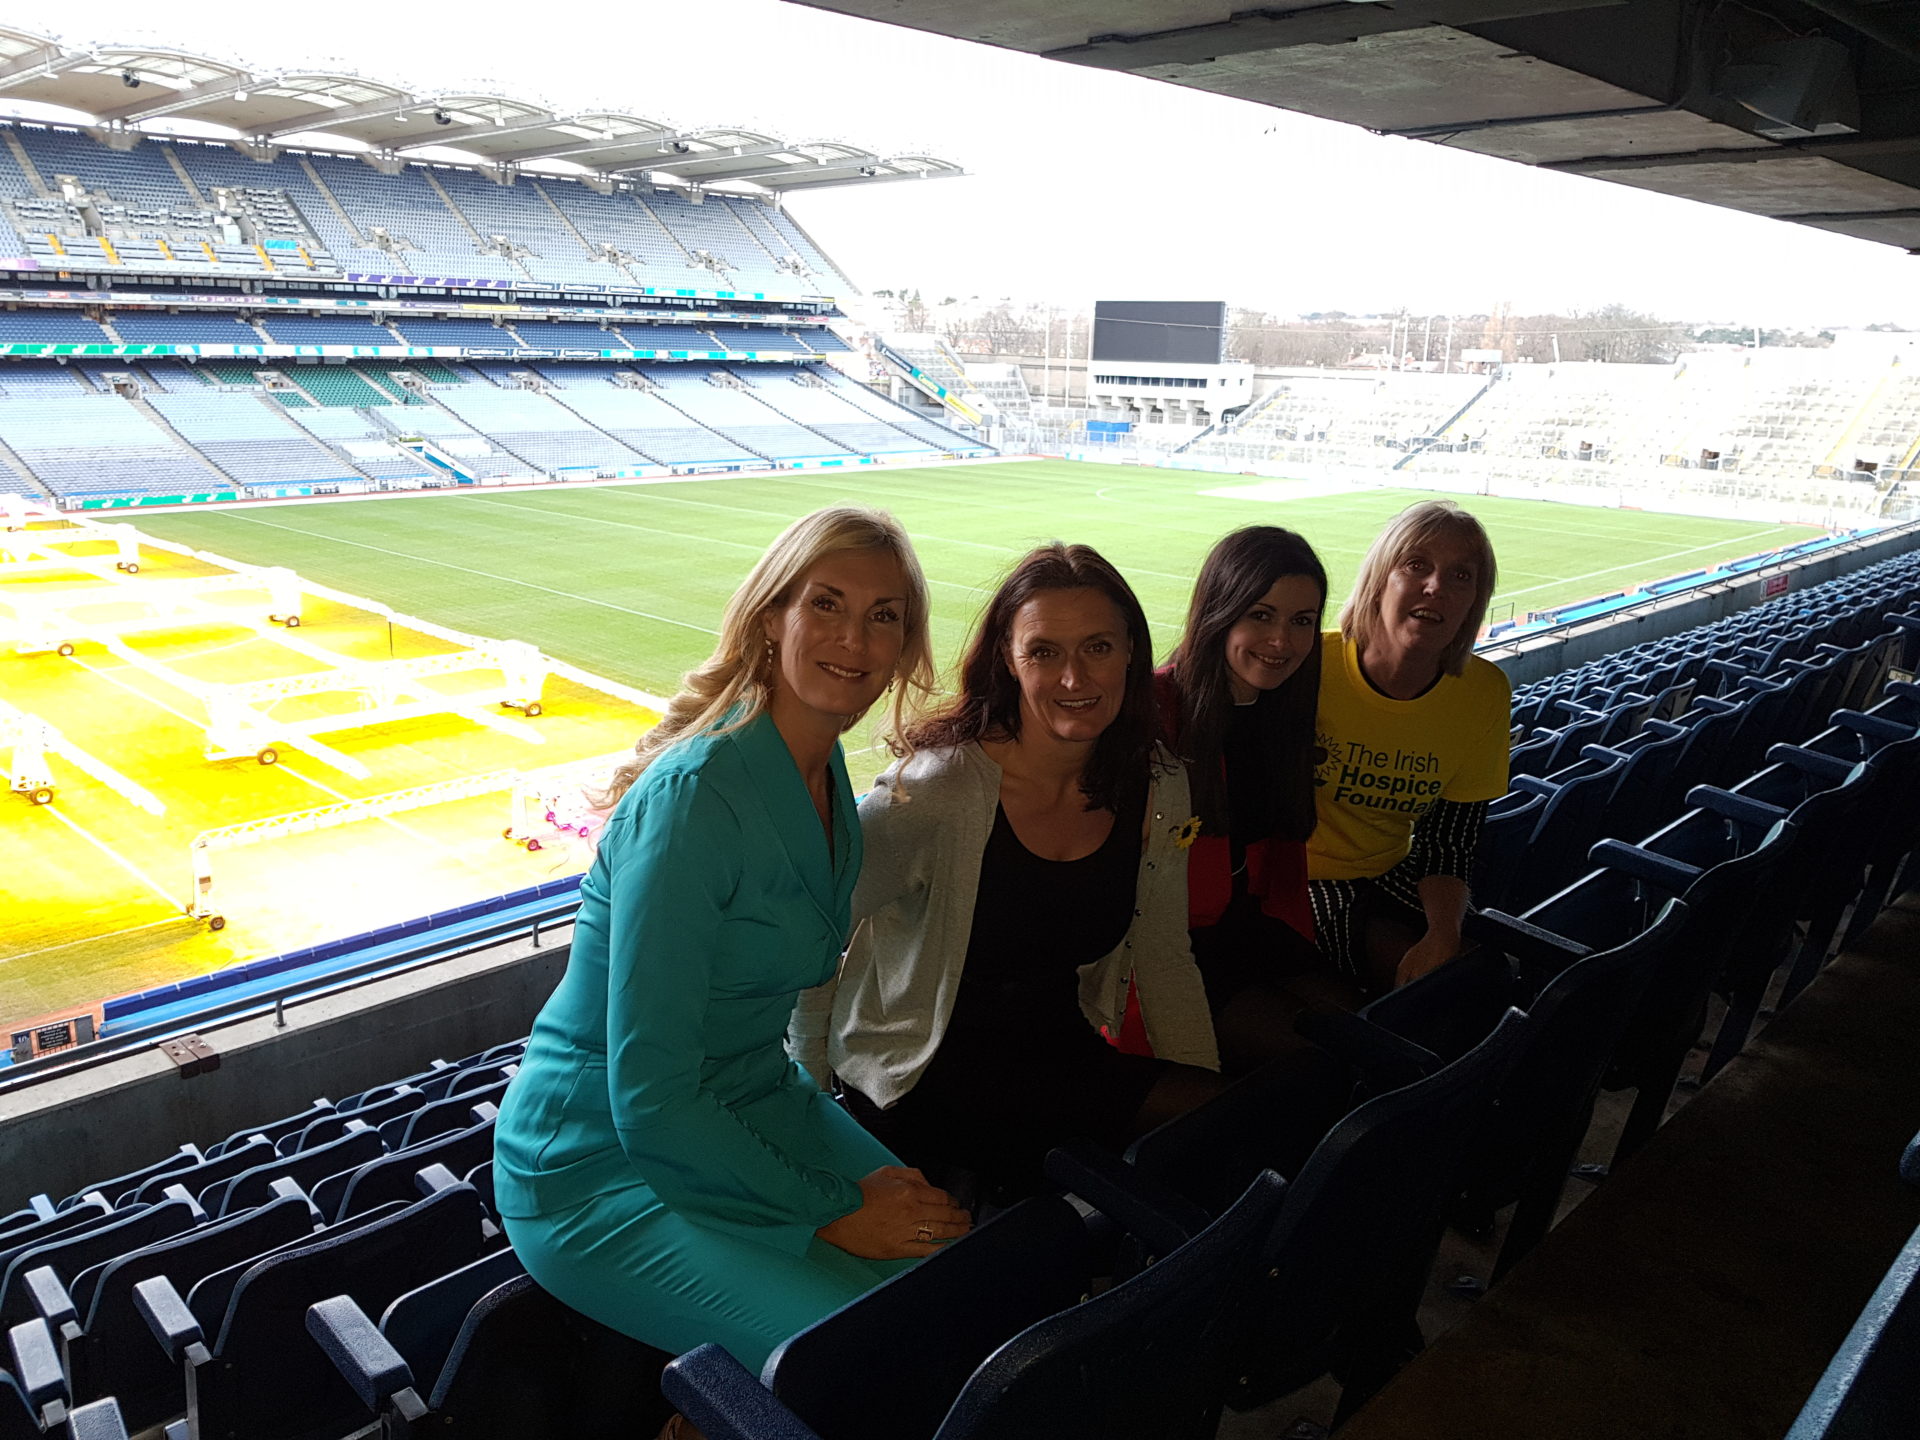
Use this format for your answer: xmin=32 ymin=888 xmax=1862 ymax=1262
xmin=947 ymin=781 xmax=1147 ymax=1044
xmin=1220 ymin=696 xmax=1283 ymax=897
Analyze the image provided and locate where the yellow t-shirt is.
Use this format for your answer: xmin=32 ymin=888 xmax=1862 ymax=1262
xmin=1307 ymin=631 xmax=1512 ymax=882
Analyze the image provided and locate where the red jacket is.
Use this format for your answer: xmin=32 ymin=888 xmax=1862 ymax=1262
xmin=1153 ymin=668 xmax=1315 ymax=944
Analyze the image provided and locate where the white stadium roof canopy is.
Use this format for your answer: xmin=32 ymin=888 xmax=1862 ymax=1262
xmin=0 ymin=26 xmax=963 ymax=193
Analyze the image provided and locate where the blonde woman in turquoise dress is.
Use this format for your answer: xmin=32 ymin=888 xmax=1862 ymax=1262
xmin=494 ymin=507 xmax=969 ymax=1386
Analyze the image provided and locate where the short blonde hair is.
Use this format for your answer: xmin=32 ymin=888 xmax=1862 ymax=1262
xmin=602 ymin=506 xmax=933 ymax=806
xmin=1338 ymin=500 xmax=1497 ymax=677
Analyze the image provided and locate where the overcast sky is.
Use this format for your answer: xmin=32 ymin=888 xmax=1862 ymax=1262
xmin=58 ymin=0 xmax=1920 ymax=329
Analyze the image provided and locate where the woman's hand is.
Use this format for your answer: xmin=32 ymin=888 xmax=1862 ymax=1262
xmin=816 ymin=1165 xmax=972 ymax=1259
xmin=1394 ymin=929 xmax=1460 ymax=988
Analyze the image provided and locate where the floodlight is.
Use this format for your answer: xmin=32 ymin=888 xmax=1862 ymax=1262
xmin=434 ymin=109 xmax=453 ymax=126
xmin=121 ymin=70 xmax=140 ymax=88
xmin=233 ymin=89 xmax=248 ymax=102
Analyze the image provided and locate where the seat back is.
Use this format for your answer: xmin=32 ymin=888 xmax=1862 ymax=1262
xmin=65 ymin=1194 xmax=315 ymax=1428
xmin=211 ymin=1125 xmax=386 ymax=1218
xmin=0 ymin=1192 xmax=202 ymax=1330
xmin=1227 ymin=1008 xmax=1528 ymax=1410
xmin=127 ymin=1136 xmax=274 ymax=1210
xmin=0 ymin=1199 xmax=114 ymax=1277
xmin=427 ymin=1274 xmax=671 ymax=1437
xmin=193 ymin=1185 xmax=494 ymax=1440
xmin=59 ymin=1147 xmax=201 ymax=1211
xmin=769 ymin=1198 xmax=1094 ymax=1440
xmin=328 ymin=1113 xmax=497 ymax=1223
xmin=380 ymin=1247 xmax=525 ymax=1398
xmin=928 ymin=1172 xmax=1290 ymax=1440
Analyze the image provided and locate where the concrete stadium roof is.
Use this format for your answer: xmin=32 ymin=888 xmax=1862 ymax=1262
xmin=0 ymin=26 xmax=962 ymax=193
xmin=789 ymin=0 xmax=1920 ymax=253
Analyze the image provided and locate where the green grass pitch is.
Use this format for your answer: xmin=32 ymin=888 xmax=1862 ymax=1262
xmin=126 ymin=459 xmax=1821 ymax=773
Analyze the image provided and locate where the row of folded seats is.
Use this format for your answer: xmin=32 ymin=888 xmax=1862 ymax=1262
xmin=6 ymin=566 xmax=1920 ymax=1439
xmin=1476 ymin=550 xmax=1920 ymax=914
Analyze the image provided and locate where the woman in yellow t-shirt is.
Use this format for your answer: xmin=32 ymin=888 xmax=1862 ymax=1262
xmin=1306 ymin=500 xmax=1512 ymax=995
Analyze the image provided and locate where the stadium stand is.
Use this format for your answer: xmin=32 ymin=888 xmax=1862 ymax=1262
xmin=431 ymin=385 xmax=646 ymax=473
xmin=280 ymin=404 xmax=432 ymax=483
xmin=253 ymin=313 xmax=400 ymax=346
xmin=645 ymin=366 xmax=857 ymax=461
xmin=106 ymin=311 xmax=266 ymax=347
xmin=0 ymin=394 xmax=220 ymax=498
xmin=813 ymin=366 xmax=978 ymax=450
xmin=0 ymin=311 xmax=109 ymax=345
xmin=542 ymin=379 xmax=761 ymax=466
xmin=0 ymin=363 xmax=86 ymax=397
xmin=145 ymin=392 xmax=362 ymax=490
xmin=732 ymin=368 xmax=941 ymax=454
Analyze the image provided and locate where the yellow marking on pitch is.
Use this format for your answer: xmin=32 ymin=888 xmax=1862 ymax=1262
xmin=0 ymin=559 xmax=656 ymax=1028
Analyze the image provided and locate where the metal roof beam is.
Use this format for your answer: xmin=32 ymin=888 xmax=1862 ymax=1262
xmin=1548 ymin=134 xmax=1920 ymax=174
xmin=254 ymin=90 xmax=422 ymax=139
xmin=0 ymin=44 xmax=93 ymax=93
xmin=92 ymin=70 xmax=258 ymax=124
xmin=600 ymin=148 xmax=880 ymax=182
xmin=640 ymin=139 xmax=838 ymax=172
xmin=771 ymin=166 xmax=961 ymax=192
xmin=390 ymin=110 xmax=561 ymax=151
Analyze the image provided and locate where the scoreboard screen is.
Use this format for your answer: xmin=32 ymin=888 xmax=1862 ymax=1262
xmin=1091 ymin=301 xmax=1226 ymax=365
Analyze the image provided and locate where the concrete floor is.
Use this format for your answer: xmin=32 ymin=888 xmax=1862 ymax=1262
xmin=1221 ymin=893 xmax=1920 ymax=1439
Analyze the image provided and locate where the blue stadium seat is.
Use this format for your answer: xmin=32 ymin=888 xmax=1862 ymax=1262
xmin=48 ymin=1182 xmax=317 ymax=1432
xmin=759 ymin=1199 xmax=1096 ymax=1440
xmin=322 ymin=1110 xmax=499 ymax=1224
xmin=134 ymin=1180 xmax=498 ymax=1440
xmin=0 ymin=1189 xmax=205 ymax=1330
xmin=309 ymin=1260 xmax=671 ymax=1439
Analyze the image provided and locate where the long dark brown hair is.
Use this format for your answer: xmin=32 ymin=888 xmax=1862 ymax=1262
xmin=1165 ymin=526 xmax=1327 ymax=842
xmin=908 ymin=542 xmax=1158 ymax=811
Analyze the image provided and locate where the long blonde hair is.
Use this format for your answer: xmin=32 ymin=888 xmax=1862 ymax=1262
xmin=602 ymin=506 xmax=934 ymax=807
xmin=1338 ymin=500 xmax=1498 ymax=677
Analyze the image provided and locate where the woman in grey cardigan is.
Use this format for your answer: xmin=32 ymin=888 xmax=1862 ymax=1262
xmin=790 ymin=543 xmax=1222 ymax=1199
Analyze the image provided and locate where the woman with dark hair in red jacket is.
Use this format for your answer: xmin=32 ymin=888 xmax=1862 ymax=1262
xmin=1157 ymin=525 xmax=1363 ymax=1077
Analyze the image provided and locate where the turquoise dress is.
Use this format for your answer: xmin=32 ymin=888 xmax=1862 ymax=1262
xmin=494 ymin=711 xmax=912 ymax=1372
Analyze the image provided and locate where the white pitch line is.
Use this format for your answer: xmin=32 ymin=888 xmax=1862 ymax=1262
xmin=275 ymin=762 xmax=481 ymax=862
xmin=0 ymin=917 xmax=182 ymax=967
xmin=69 ymin=656 xmax=206 ymax=729
xmin=1492 ymin=525 xmax=1793 ymax=604
xmin=38 ymin=805 xmax=182 ymax=911
xmin=198 ymin=509 xmax=720 ymax=637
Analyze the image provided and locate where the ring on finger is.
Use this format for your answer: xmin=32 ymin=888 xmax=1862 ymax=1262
xmin=917 ymin=1223 xmax=934 ymax=1243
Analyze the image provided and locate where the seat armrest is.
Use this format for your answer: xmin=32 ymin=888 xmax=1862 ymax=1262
xmin=1465 ymin=909 xmax=1592 ymax=971
xmin=1590 ymin=840 xmax=1703 ymax=893
xmin=1043 ymin=1140 xmax=1213 ymax=1258
xmin=267 ymin=1175 xmax=323 ymax=1224
xmin=1833 ymin=709 xmax=1911 ymax=744
xmin=413 ymin=1163 xmax=461 ymax=1197
xmin=1684 ymin=785 xmax=1788 ymax=829
xmin=67 ymin=1397 xmax=130 ymax=1440
xmin=1579 ymin=743 xmax=1630 ymax=765
xmin=305 ymin=1295 xmax=426 ymax=1421
xmin=1509 ymin=775 xmax=1558 ymax=798
xmin=1764 ymin=744 xmax=1854 ymax=784
xmin=22 ymin=1266 xmax=75 ymax=1329
xmin=132 ymin=1276 xmax=205 ymax=1365
xmin=7 ymin=1318 xmax=66 ymax=1411
xmin=1296 ymin=1008 xmax=1445 ymax=1091
xmin=1691 ymin=696 xmax=1738 ymax=714
xmin=664 ymin=1344 xmax=825 ymax=1440
xmin=1640 ymin=719 xmax=1685 ymax=739
xmin=158 ymin=1183 xmax=207 ymax=1223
